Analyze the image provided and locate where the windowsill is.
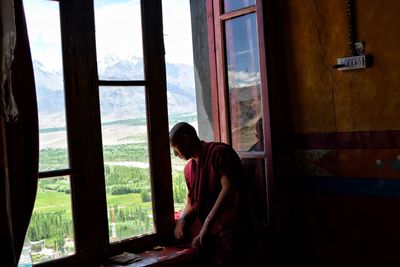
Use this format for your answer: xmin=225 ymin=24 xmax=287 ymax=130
xmin=103 ymin=244 xmax=199 ymax=267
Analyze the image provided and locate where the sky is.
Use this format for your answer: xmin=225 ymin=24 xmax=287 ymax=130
xmin=24 ymin=0 xmax=195 ymax=72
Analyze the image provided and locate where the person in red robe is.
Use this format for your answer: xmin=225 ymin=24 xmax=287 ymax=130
xmin=170 ymin=122 xmax=249 ymax=267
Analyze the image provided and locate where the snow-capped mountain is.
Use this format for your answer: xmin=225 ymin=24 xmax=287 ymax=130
xmin=33 ymin=56 xmax=197 ymax=128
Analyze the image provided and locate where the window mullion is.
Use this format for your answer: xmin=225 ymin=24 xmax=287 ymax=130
xmin=141 ymin=0 xmax=175 ymax=241
xmin=39 ymin=169 xmax=72 ymax=179
xmin=98 ymin=80 xmax=147 ymax=87
xmin=59 ymin=0 xmax=109 ymax=265
xmin=219 ymin=5 xmax=256 ymax=20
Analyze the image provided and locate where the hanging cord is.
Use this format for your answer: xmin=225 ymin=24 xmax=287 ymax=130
xmin=312 ymin=0 xmax=339 ymax=174
xmin=346 ymin=0 xmax=356 ymax=56
xmin=312 ymin=0 xmax=339 ymax=132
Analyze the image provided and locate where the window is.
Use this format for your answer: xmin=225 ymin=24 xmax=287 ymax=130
xmin=161 ymin=0 xmax=198 ymax=215
xmin=93 ymin=0 xmax=199 ymax=243
xmin=20 ymin=0 xmax=271 ymax=265
xmin=207 ymin=0 xmax=272 ymax=223
xmin=21 ymin=0 xmax=176 ymax=265
xmin=225 ymin=12 xmax=261 ymax=151
xmin=223 ymin=0 xmax=256 ymax=13
xmin=94 ymin=0 xmax=155 ymax=243
xmin=22 ymin=0 xmax=75 ymax=264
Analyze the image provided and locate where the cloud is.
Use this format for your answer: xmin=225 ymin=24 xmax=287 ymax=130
xmin=162 ymin=0 xmax=194 ymax=65
xmin=95 ymin=0 xmax=194 ymax=65
xmin=94 ymin=0 xmax=143 ymax=60
xmin=228 ymin=70 xmax=260 ymax=88
xmin=24 ymin=0 xmax=63 ymax=72
xmin=24 ymin=0 xmax=195 ymax=72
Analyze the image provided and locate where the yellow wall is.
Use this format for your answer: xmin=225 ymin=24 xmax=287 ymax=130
xmin=279 ymin=0 xmax=400 ymax=133
xmin=267 ymin=3 xmax=400 ymax=265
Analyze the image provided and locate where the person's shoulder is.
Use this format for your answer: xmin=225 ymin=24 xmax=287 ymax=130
xmin=205 ymin=142 xmax=238 ymax=159
xmin=205 ymin=141 xmax=231 ymax=149
xmin=207 ymin=142 xmax=243 ymax=176
xmin=208 ymin=142 xmax=235 ymax=153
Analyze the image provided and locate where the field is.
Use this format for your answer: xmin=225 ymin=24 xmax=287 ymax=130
xmin=27 ymin=113 xmax=196 ymax=263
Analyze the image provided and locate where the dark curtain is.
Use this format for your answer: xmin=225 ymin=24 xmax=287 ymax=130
xmin=0 ymin=0 xmax=39 ymax=266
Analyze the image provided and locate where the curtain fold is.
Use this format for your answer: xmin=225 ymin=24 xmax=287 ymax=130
xmin=0 ymin=0 xmax=39 ymax=266
xmin=0 ymin=118 xmax=16 ymax=267
xmin=0 ymin=0 xmax=18 ymax=122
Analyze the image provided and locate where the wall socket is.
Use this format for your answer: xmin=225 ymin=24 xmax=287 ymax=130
xmin=336 ymin=55 xmax=366 ymax=71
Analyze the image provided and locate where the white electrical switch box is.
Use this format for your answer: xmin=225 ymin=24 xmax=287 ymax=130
xmin=336 ymin=55 xmax=366 ymax=71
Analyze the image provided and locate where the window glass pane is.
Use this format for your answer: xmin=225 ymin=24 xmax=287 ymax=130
xmin=20 ymin=176 xmax=75 ymax=265
xmin=162 ymin=0 xmax=198 ymax=214
xmin=24 ymin=0 xmax=69 ymax=171
xmin=99 ymin=86 xmax=154 ymax=242
xmin=225 ymin=14 xmax=262 ymax=151
xmin=94 ymin=0 xmax=144 ymax=80
xmin=224 ymin=0 xmax=255 ymax=13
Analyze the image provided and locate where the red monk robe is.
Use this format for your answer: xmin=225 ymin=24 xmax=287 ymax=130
xmin=184 ymin=141 xmax=247 ymax=267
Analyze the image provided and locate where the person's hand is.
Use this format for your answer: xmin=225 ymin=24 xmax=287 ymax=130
xmin=174 ymin=218 xmax=185 ymax=239
xmin=191 ymin=223 xmax=208 ymax=248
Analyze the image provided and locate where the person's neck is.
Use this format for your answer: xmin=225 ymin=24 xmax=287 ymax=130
xmin=192 ymin=141 xmax=204 ymax=162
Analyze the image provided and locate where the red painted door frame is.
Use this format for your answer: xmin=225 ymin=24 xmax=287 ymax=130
xmin=205 ymin=0 xmax=275 ymax=222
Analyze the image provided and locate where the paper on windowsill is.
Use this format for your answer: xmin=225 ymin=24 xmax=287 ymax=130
xmin=108 ymin=252 xmax=142 ymax=265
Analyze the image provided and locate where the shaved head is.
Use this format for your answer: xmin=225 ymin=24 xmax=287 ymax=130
xmin=169 ymin=122 xmax=201 ymax=160
xmin=169 ymin=122 xmax=199 ymax=145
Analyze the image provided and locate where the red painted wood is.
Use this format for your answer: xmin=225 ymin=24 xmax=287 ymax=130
xmin=256 ymin=0 xmax=275 ymax=222
xmin=207 ymin=0 xmax=274 ymax=224
xmin=206 ymin=0 xmax=221 ymax=142
xmin=214 ymin=0 xmax=231 ymax=144
xmin=219 ymin=5 xmax=256 ymax=20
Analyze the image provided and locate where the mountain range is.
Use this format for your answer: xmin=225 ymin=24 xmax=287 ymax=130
xmin=34 ymin=55 xmax=197 ymax=128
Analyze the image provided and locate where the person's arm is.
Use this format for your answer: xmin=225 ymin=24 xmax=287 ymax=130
xmin=192 ymin=174 xmax=236 ymax=247
xmin=174 ymin=191 xmax=194 ymax=239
